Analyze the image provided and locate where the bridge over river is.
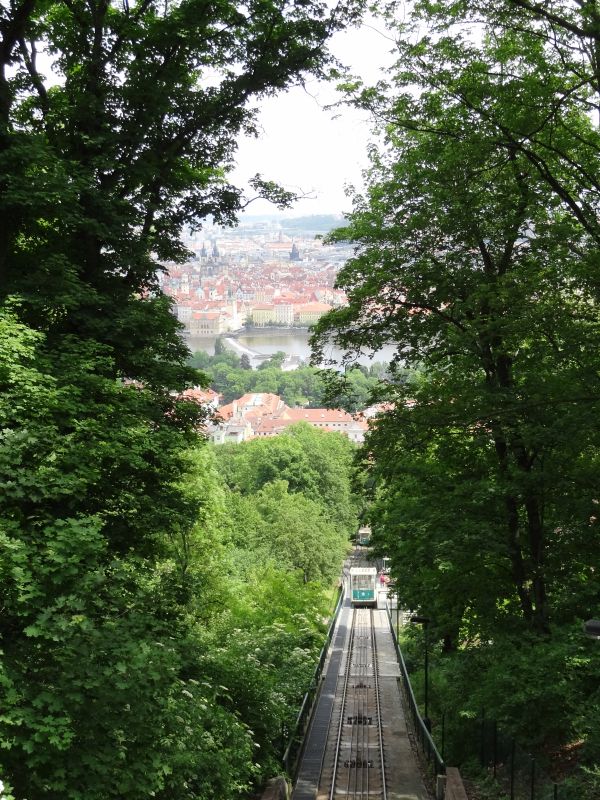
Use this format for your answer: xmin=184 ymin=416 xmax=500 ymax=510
xmin=222 ymin=336 xmax=270 ymax=362
xmin=223 ymin=336 xmax=304 ymax=370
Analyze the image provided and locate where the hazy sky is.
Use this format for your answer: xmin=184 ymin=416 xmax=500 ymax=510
xmin=231 ymin=17 xmax=397 ymax=218
xmin=31 ymin=11 xmax=395 ymax=220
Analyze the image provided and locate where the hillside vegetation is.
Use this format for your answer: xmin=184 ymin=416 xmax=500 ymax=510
xmin=188 ymin=346 xmax=388 ymax=411
xmin=0 ymin=0 xmax=363 ymax=796
xmin=3 ymin=0 xmax=600 ymax=797
xmin=313 ymin=1 xmax=600 ymax=795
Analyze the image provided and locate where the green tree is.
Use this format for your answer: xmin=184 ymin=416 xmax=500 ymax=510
xmin=405 ymin=0 xmax=600 ymax=245
xmin=0 ymin=0 xmax=365 ymax=794
xmin=313 ymin=4 xmax=600 ymax=775
xmin=251 ymin=367 xmax=281 ymax=395
xmin=191 ymin=354 xmax=345 ymax=410
xmin=254 ymin=480 xmax=348 ymax=582
xmin=314 ymin=24 xmax=600 ymax=636
xmin=240 ymin=352 xmax=252 ymax=370
xmin=258 ymin=350 xmax=287 ymax=370
xmin=0 ymin=310 xmax=256 ymax=799
xmin=214 ymin=423 xmax=360 ymax=539
xmin=330 ymin=367 xmax=378 ymax=412
xmin=196 ymin=566 xmax=329 ymax=776
xmin=188 ymin=349 xmax=212 ymax=371
xmin=213 ymin=349 xmax=242 ymax=369
xmin=224 ymin=480 xmax=348 ymax=583
xmin=208 ymin=362 xmax=247 ymax=401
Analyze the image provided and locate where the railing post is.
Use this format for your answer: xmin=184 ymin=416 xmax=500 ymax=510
xmin=530 ymin=757 xmax=535 ymax=800
xmin=480 ymin=708 xmax=485 ymax=767
xmin=493 ymin=719 xmax=497 ymax=779
xmin=441 ymin=711 xmax=445 ymax=760
xmin=510 ymin=738 xmax=516 ymax=800
xmin=553 ymin=782 xmax=558 ymax=800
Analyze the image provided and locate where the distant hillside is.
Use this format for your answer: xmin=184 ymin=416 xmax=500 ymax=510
xmin=280 ymin=214 xmax=345 ymax=232
xmin=238 ymin=213 xmax=346 ymax=233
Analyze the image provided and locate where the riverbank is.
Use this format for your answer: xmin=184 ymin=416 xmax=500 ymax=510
xmin=185 ymin=329 xmax=398 ymax=368
xmin=231 ymin=326 xmax=311 ymax=335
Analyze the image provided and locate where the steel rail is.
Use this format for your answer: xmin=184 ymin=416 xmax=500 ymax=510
xmin=352 ymin=611 xmax=368 ymax=799
xmin=329 ymin=608 xmax=356 ymax=800
xmin=370 ymin=609 xmax=387 ymax=800
xmin=328 ymin=607 xmax=388 ymax=800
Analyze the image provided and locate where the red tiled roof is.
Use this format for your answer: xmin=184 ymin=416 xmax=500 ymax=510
xmin=218 ymin=393 xmax=287 ymax=421
xmin=192 ymin=311 xmax=220 ymax=320
xmin=295 ymin=302 xmax=332 ymax=313
xmin=182 ymin=387 xmax=220 ymax=403
xmin=283 ymin=408 xmax=366 ymax=427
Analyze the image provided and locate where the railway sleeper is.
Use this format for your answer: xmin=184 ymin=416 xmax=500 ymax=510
xmin=347 ymin=715 xmax=372 ymax=724
xmin=343 ymin=759 xmax=373 ymax=768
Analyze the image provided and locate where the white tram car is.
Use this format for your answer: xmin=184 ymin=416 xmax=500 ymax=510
xmin=349 ymin=567 xmax=378 ymax=607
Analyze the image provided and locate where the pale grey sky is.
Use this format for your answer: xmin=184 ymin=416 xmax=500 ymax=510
xmin=30 ymin=11 xmax=396 ymax=219
xmin=232 ymin=17 xmax=396 ymax=217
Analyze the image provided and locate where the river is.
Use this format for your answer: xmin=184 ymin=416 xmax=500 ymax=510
xmin=184 ymin=329 xmax=398 ymax=368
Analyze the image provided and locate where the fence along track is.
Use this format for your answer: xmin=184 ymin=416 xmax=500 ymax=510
xmin=328 ymin=608 xmax=387 ymax=799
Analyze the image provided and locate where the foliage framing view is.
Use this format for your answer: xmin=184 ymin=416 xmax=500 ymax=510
xmin=312 ymin=0 xmax=600 ymax=790
xmin=0 ymin=0 xmax=364 ymax=797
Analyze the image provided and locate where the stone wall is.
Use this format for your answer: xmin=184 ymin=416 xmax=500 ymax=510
xmin=444 ymin=767 xmax=469 ymax=800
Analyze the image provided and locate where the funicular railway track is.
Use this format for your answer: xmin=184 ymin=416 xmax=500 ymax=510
xmin=319 ymin=607 xmax=387 ymax=800
xmin=293 ymin=542 xmax=429 ymax=800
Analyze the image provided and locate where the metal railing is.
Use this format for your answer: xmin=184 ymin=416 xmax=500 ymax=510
xmin=385 ymin=601 xmax=446 ymax=779
xmin=386 ymin=601 xmax=562 ymax=799
xmin=282 ymin=584 xmax=345 ymax=778
xmin=440 ymin=711 xmax=560 ymax=800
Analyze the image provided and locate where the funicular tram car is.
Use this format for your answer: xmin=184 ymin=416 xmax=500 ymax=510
xmin=349 ymin=567 xmax=378 ymax=607
xmin=357 ymin=526 xmax=372 ymax=547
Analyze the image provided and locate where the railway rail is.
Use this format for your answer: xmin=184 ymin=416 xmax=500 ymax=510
xmin=319 ymin=608 xmax=387 ymax=800
xmin=291 ymin=545 xmax=431 ymax=800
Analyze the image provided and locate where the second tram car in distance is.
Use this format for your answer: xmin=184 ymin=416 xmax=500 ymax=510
xmin=349 ymin=567 xmax=378 ymax=607
xmin=357 ymin=525 xmax=372 ymax=547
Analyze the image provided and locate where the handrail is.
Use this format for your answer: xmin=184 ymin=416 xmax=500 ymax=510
xmin=385 ymin=600 xmax=445 ymax=777
xmin=371 ymin=609 xmax=388 ymax=800
xmin=282 ymin=583 xmax=345 ymax=776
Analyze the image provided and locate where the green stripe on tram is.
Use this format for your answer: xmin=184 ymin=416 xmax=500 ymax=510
xmin=353 ymin=590 xmax=375 ymax=600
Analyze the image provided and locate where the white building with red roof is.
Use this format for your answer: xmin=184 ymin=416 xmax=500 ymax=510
xmin=294 ymin=302 xmax=332 ymax=325
xmin=281 ymin=407 xmax=368 ymax=443
xmin=182 ymin=387 xmax=222 ymax=409
xmin=208 ymin=392 xmax=367 ymax=445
